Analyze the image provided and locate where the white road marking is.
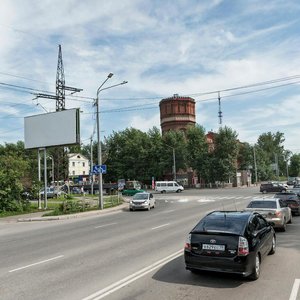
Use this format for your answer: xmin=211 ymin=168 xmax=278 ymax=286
xmin=178 ymin=198 xmax=188 ymax=202
xmin=151 ymin=223 xmax=170 ymax=230
xmin=289 ymin=279 xmax=300 ymax=300
xmin=82 ymin=250 xmax=183 ymax=300
xmin=9 ymin=255 xmax=64 ymax=273
xmin=197 ymin=199 xmax=215 ymax=203
xmin=160 ymin=210 xmax=175 ymax=214
xmin=94 ymin=223 xmax=117 ymax=229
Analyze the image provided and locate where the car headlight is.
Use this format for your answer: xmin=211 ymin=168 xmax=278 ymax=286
xmin=130 ymin=201 xmax=133 ymax=204
xmin=144 ymin=200 xmax=149 ymax=204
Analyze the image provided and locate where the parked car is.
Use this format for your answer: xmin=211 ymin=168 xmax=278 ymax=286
xmin=184 ymin=211 xmax=276 ymax=280
xmin=260 ymin=183 xmax=287 ymax=193
xmin=129 ymin=192 xmax=156 ymax=211
xmin=245 ymin=198 xmax=292 ymax=231
xmin=40 ymin=187 xmax=63 ymax=199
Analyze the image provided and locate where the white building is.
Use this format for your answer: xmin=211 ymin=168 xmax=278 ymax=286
xmin=68 ymin=153 xmax=90 ymax=176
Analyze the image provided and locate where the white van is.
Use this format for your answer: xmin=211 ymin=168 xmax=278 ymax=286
xmin=155 ymin=181 xmax=184 ymax=193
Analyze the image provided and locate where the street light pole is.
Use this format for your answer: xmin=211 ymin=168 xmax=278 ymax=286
xmin=253 ymin=144 xmax=258 ymax=185
xmin=165 ymin=144 xmax=176 ymax=181
xmin=96 ymin=74 xmax=127 ymax=209
xmin=172 ymin=148 xmax=176 ymax=181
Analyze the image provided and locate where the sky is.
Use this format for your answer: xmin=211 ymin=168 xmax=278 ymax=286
xmin=0 ymin=0 xmax=300 ymax=153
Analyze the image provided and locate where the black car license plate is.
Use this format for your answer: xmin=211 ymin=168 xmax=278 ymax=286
xmin=202 ymin=244 xmax=225 ymax=251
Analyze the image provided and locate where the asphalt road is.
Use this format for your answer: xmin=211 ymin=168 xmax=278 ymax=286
xmin=0 ymin=187 xmax=299 ymax=300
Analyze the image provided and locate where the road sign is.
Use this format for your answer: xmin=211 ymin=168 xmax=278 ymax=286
xmin=100 ymin=164 xmax=107 ymax=174
xmin=93 ymin=165 xmax=107 ymax=174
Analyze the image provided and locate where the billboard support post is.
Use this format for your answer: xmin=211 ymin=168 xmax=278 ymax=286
xmin=43 ymin=148 xmax=48 ymax=209
xmin=38 ymin=149 xmax=42 ymax=210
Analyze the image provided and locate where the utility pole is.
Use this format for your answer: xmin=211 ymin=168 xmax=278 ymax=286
xmin=218 ymin=91 xmax=223 ymax=126
xmin=34 ymin=45 xmax=83 ymax=111
xmin=33 ymin=45 xmax=83 ymax=187
xmin=253 ymin=145 xmax=258 ymax=185
xmin=172 ymin=148 xmax=176 ymax=181
xmin=90 ymin=136 xmax=94 ymax=195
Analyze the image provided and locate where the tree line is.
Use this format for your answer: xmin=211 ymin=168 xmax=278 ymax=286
xmin=1 ymin=125 xmax=300 ymax=212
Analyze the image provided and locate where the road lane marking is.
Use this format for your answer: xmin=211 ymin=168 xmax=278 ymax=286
xmin=160 ymin=210 xmax=175 ymax=214
xmin=82 ymin=249 xmax=183 ymax=300
xmin=197 ymin=199 xmax=215 ymax=203
xmin=289 ymin=279 xmax=300 ymax=300
xmin=178 ymin=199 xmax=188 ymax=202
xmin=94 ymin=223 xmax=117 ymax=229
xmin=9 ymin=255 xmax=64 ymax=273
xmin=151 ymin=223 xmax=170 ymax=230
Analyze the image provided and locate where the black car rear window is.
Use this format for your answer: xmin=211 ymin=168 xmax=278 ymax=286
xmin=286 ymin=200 xmax=299 ymax=204
xmin=247 ymin=201 xmax=277 ymax=209
xmin=193 ymin=213 xmax=247 ymax=235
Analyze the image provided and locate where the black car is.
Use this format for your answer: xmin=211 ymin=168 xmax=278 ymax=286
xmin=274 ymin=192 xmax=300 ymax=215
xmin=184 ymin=211 xmax=276 ymax=280
xmin=260 ymin=183 xmax=286 ymax=193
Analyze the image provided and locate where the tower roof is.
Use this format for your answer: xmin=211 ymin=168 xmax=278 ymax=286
xmin=160 ymin=94 xmax=195 ymax=104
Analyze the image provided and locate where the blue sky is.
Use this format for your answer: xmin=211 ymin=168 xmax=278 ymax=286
xmin=0 ymin=0 xmax=300 ymax=153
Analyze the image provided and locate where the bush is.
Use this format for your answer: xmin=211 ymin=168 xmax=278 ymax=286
xmin=60 ymin=200 xmax=91 ymax=214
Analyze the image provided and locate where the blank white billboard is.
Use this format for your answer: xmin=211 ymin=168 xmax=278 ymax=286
xmin=24 ymin=108 xmax=80 ymax=149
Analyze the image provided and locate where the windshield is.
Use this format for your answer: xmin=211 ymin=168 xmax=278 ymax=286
xmin=247 ymin=201 xmax=277 ymax=209
xmin=133 ymin=193 xmax=149 ymax=200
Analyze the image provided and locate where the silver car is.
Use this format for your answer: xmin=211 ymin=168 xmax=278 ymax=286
xmin=245 ymin=198 xmax=292 ymax=231
xmin=129 ymin=192 xmax=156 ymax=211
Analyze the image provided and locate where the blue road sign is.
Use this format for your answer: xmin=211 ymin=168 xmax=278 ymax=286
xmin=100 ymin=164 xmax=107 ymax=174
xmin=93 ymin=165 xmax=107 ymax=174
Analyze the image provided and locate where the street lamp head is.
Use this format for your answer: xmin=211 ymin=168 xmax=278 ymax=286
xmin=122 ymin=81 xmax=128 ymax=84
xmin=108 ymin=73 xmax=114 ymax=78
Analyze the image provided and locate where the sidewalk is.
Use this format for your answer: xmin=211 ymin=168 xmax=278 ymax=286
xmin=0 ymin=202 xmax=128 ymax=223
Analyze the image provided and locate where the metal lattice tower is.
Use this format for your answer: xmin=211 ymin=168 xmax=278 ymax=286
xmin=218 ymin=91 xmax=223 ymax=125
xmin=56 ymin=45 xmax=65 ymax=111
xmin=34 ymin=45 xmax=82 ymax=111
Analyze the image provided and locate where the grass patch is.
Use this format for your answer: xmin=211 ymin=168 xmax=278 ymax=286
xmin=0 ymin=195 xmax=124 ymax=218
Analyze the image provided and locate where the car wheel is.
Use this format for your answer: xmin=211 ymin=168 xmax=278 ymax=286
xmin=249 ymin=253 xmax=260 ymax=280
xmin=268 ymin=235 xmax=276 ymax=255
xmin=129 ymin=208 xmax=133 ymax=211
xmin=148 ymin=204 xmax=151 ymax=211
xmin=177 ymin=189 xmax=182 ymax=193
xmin=262 ymin=190 xmax=267 ymax=194
xmin=152 ymin=202 xmax=155 ymax=209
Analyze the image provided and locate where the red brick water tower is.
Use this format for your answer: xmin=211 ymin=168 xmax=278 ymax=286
xmin=159 ymin=94 xmax=196 ymax=134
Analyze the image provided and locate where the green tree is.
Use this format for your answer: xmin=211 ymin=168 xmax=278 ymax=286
xmin=289 ymin=154 xmax=300 ymax=177
xmin=256 ymin=132 xmax=286 ymax=178
xmin=0 ymin=150 xmax=30 ymax=212
xmin=104 ymin=128 xmax=151 ymax=183
xmin=213 ymin=126 xmax=239 ymax=183
xmin=162 ymin=130 xmax=187 ymax=178
xmin=185 ymin=125 xmax=209 ymax=181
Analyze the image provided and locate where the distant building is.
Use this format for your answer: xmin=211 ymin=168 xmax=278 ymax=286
xmin=159 ymin=94 xmax=196 ymax=134
xmin=158 ymin=95 xmax=251 ymax=187
xmin=68 ymin=153 xmax=90 ymax=177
